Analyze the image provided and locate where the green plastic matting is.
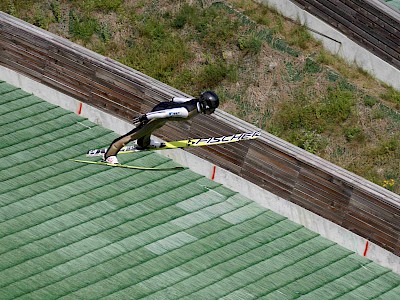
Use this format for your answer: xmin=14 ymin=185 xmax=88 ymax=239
xmin=0 ymin=80 xmax=399 ymax=299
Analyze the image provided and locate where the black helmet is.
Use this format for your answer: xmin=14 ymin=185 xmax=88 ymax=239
xmin=199 ymin=91 xmax=219 ymax=114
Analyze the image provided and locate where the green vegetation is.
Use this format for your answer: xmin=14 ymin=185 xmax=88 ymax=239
xmin=1 ymin=0 xmax=399 ymax=194
xmin=381 ymin=85 xmax=400 ymax=109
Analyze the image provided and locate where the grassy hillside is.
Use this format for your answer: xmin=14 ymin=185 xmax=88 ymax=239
xmin=2 ymin=0 xmax=400 ymax=194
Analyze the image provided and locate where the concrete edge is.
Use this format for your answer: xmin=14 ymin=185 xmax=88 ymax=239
xmin=1 ymin=65 xmax=398 ymax=274
xmin=256 ymin=0 xmax=400 ymax=90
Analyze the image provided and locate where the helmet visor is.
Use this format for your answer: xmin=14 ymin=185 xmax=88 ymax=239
xmin=200 ymin=100 xmax=215 ymax=114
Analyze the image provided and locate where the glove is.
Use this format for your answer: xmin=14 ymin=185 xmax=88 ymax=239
xmin=132 ymin=114 xmax=148 ymax=125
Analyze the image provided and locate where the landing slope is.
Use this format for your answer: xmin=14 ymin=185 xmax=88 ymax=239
xmin=0 ymin=81 xmax=399 ymax=299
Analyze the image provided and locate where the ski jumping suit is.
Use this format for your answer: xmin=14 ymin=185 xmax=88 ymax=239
xmin=103 ymin=97 xmax=200 ymax=159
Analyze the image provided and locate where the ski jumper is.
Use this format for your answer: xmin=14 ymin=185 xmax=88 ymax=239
xmin=104 ymin=97 xmax=200 ymax=159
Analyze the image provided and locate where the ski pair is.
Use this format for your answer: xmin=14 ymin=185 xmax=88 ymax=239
xmin=86 ymin=130 xmax=261 ymax=157
xmin=72 ymin=130 xmax=261 ymax=170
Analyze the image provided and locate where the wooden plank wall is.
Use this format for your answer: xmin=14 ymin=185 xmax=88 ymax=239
xmin=0 ymin=11 xmax=399 ymax=255
xmin=291 ymin=0 xmax=400 ymax=70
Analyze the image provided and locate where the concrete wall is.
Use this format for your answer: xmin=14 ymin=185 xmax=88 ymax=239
xmin=256 ymin=0 xmax=400 ymax=90
xmin=1 ymin=64 xmax=398 ymax=274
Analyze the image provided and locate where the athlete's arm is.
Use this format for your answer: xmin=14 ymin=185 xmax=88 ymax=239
xmin=145 ymin=107 xmax=189 ymax=120
xmin=171 ymin=97 xmax=195 ymax=103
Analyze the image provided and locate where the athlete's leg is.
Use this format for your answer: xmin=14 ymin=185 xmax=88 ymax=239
xmin=103 ymin=127 xmax=140 ymax=159
xmin=104 ymin=119 xmax=166 ymax=159
xmin=136 ymin=135 xmax=151 ymax=149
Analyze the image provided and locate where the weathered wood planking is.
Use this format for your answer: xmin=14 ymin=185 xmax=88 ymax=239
xmin=291 ymin=0 xmax=400 ymax=68
xmin=0 ymin=11 xmax=399 ymax=255
xmin=346 ymin=0 xmax=400 ymax=39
